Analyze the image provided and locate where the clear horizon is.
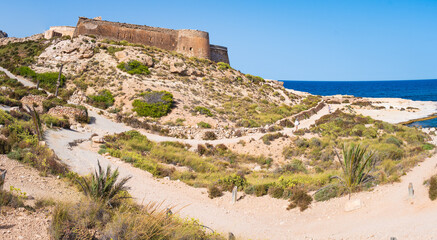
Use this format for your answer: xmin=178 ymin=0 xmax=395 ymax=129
xmin=1 ymin=0 xmax=437 ymax=81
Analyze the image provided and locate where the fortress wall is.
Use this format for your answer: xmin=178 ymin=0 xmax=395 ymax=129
xmin=74 ymin=17 xmax=211 ymax=59
xmin=210 ymin=44 xmax=229 ymax=64
xmin=176 ymin=30 xmax=210 ymax=59
xmin=72 ymin=17 xmax=229 ymax=62
xmin=74 ymin=17 xmax=179 ymax=51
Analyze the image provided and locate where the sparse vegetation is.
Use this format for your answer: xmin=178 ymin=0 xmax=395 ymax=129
xmin=117 ymin=60 xmax=150 ymax=75
xmin=334 ymin=144 xmax=375 ymax=197
xmin=87 ymin=89 xmax=115 ymax=109
xmin=76 ymin=161 xmax=132 ymax=205
xmin=428 ymin=175 xmax=437 ymax=201
xmin=193 ymin=106 xmax=213 ymax=117
xmin=286 ymin=188 xmax=313 ymax=211
xmin=197 ymin=121 xmax=212 ymax=128
xmin=132 ymin=91 xmax=173 ymax=117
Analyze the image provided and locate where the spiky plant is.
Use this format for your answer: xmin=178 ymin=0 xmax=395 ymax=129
xmin=29 ymin=106 xmax=42 ymax=141
xmin=333 ymin=144 xmax=375 ymax=198
xmin=77 ymin=161 xmax=132 ymax=205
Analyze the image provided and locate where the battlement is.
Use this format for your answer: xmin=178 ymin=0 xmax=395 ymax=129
xmin=69 ymin=17 xmax=228 ymax=62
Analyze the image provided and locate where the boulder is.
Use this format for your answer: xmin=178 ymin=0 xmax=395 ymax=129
xmin=170 ymin=61 xmax=187 ymax=75
xmin=48 ymin=106 xmax=87 ymax=122
xmin=0 ymin=30 xmax=7 ymax=38
xmin=21 ymin=95 xmax=46 ymax=112
xmin=68 ymin=90 xmax=87 ymax=105
xmin=344 ymin=199 xmax=362 ymax=212
xmin=91 ymin=136 xmax=105 ymax=144
xmin=115 ymin=50 xmax=154 ymax=67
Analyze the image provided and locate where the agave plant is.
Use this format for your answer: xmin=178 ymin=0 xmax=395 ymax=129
xmin=333 ymin=144 xmax=375 ymax=199
xmin=77 ymin=161 xmax=132 ymax=205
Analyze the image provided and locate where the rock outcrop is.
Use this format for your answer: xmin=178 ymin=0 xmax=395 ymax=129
xmin=0 ymin=30 xmax=7 ymax=38
xmin=48 ymin=106 xmax=87 ymax=123
xmin=21 ymin=95 xmax=47 ymax=113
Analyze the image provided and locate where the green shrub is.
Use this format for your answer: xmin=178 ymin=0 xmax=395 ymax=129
xmin=193 ymin=106 xmax=213 ymax=117
xmin=423 ymin=143 xmax=435 ymax=151
xmin=268 ymin=185 xmax=285 ymax=199
xmin=87 ymin=89 xmax=115 ymax=109
xmin=132 ymin=91 xmax=173 ymax=117
xmin=217 ymin=62 xmax=231 ymax=70
xmin=0 ymin=96 xmax=22 ymax=107
xmin=385 ymin=136 xmax=403 ymax=147
xmin=218 ymin=174 xmax=247 ymax=191
xmin=286 ymin=188 xmax=312 ymax=211
xmin=202 ymin=131 xmax=217 ymax=140
xmin=117 ymin=60 xmax=150 ymax=75
xmin=314 ymin=185 xmax=341 ymax=202
xmin=42 ymin=96 xmax=67 ymax=112
xmin=41 ymin=114 xmax=70 ymax=129
xmin=197 ymin=121 xmax=211 ymax=128
xmin=245 ymin=74 xmax=264 ymax=84
xmin=429 ymin=175 xmax=437 ymax=201
xmin=253 ymin=184 xmax=269 ymax=197
xmin=36 ymin=72 xmax=66 ymax=92
xmin=282 ymin=159 xmax=307 ymax=174
xmin=261 ymin=132 xmax=284 ymax=145
xmin=0 ymin=189 xmax=25 ymax=208
xmin=14 ymin=66 xmax=36 ymax=79
xmin=207 ymin=184 xmax=223 ymax=199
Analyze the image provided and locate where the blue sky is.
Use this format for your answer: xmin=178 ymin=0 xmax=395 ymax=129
xmin=1 ymin=0 xmax=437 ymax=81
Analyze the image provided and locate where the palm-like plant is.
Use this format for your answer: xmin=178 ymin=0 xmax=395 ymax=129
xmin=77 ymin=161 xmax=132 ymax=205
xmin=333 ymin=144 xmax=375 ymax=199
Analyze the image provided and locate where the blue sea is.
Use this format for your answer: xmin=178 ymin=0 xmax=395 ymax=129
xmin=281 ymin=79 xmax=437 ymax=128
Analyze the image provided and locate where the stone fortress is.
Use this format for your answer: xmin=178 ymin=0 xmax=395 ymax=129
xmin=44 ymin=17 xmax=229 ymax=64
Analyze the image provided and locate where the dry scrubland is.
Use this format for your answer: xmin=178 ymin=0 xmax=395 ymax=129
xmin=0 ymin=34 xmax=436 ymax=239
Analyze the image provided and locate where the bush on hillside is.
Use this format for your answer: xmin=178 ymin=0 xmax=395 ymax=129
xmin=245 ymin=74 xmax=264 ymax=84
xmin=132 ymin=91 xmax=173 ymax=117
xmin=197 ymin=121 xmax=211 ymax=128
xmin=429 ymin=175 xmax=437 ymax=201
xmin=41 ymin=114 xmax=70 ymax=129
xmin=193 ymin=106 xmax=213 ymax=117
xmin=202 ymin=131 xmax=217 ymax=140
xmin=36 ymin=72 xmax=66 ymax=92
xmin=117 ymin=60 xmax=150 ymax=75
xmin=207 ymin=184 xmax=223 ymax=199
xmin=87 ymin=89 xmax=115 ymax=109
xmin=286 ymin=188 xmax=312 ymax=211
xmin=14 ymin=66 xmax=36 ymax=79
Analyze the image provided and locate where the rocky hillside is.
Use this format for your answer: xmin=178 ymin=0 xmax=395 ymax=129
xmin=30 ymin=36 xmax=316 ymax=130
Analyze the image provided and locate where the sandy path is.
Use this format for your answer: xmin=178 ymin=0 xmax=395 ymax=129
xmin=46 ymin=106 xmax=437 ymax=239
xmin=5 ymin=67 xmax=437 ymax=239
xmin=47 ymin=127 xmax=437 ymax=239
xmin=0 ymin=66 xmax=35 ymax=87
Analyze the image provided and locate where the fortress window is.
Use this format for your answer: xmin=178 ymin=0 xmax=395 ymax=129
xmin=190 ymin=47 xmax=193 ymax=51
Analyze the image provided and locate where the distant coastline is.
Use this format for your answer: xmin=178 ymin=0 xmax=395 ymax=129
xmin=280 ymin=79 xmax=437 ymax=128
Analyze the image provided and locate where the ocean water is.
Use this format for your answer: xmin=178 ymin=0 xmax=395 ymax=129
xmin=281 ymin=79 xmax=437 ymax=128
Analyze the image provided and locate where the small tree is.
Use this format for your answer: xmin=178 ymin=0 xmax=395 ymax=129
xmin=77 ymin=161 xmax=132 ymax=205
xmin=333 ymin=144 xmax=375 ymax=199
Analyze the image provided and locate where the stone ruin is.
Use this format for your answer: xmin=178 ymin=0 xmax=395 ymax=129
xmin=44 ymin=17 xmax=230 ymax=64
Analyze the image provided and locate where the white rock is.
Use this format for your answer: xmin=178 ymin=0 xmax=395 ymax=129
xmin=344 ymin=199 xmax=362 ymax=212
xmin=253 ymin=166 xmax=262 ymax=171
